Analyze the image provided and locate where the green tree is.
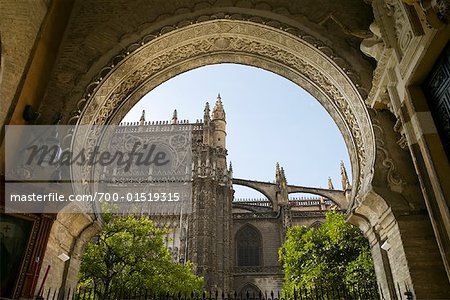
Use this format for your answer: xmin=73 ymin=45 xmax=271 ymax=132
xmin=79 ymin=214 xmax=203 ymax=296
xmin=279 ymin=211 xmax=376 ymax=294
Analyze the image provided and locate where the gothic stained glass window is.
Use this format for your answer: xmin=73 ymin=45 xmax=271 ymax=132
xmin=236 ymin=225 xmax=262 ymax=266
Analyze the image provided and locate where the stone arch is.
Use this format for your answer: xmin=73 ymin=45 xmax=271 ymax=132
xmin=232 ymin=181 xmax=273 ymax=204
xmin=239 ymin=283 xmax=262 ymax=298
xmin=45 ymin=16 xmax=377 ymax=289
xmin=287 ymin=190 xmax=347 ymax=209
xmin=37 ymin=213 xmax=102 ymax=292
xmin=235 ymin=224 xmax=263 ymax=267
xmin=40 ymin=11 xmax=447 ymax=297
xmin=68 ymin=18 xmax=376 ymax=209
xmin=9 ymin=2 xmax=447 ymax=298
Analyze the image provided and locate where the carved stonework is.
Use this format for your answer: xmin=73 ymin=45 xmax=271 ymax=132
xmin=69 ymin=18 xmax=376 ymax=207
xmin=363 ymin=0 xmax=426 ymax=109
xmin=405 ymin=0 xmax=449 ymax=28
xmin=385 ymin=0 xmax=413 ymax=53
xmin=371 ymin=111 xmax=410 ymax=199
xmin=394 ymin=118 xmax=409 ymax=150
xmin=360 ymin=22 xmax=385 ymax=62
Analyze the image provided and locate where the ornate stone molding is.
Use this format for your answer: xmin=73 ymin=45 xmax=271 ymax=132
xmin=69 ymin=18 xmax=376 ymax=210
xmin=66 ymin=12 xmax=369 ymax=127
xmin=403 ymin=0 xmax=449 ymax=28
xmin=373 ymin=119 xmax=405 ymax=191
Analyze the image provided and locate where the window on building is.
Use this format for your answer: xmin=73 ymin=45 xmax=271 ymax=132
xmin=236 ymin=225 xmax=262 ymax=266
xmin=240 ymin=284 xmax=262 ymax=298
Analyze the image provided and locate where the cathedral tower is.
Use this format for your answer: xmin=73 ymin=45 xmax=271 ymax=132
xmin=212 ymin=94 xmax=227 ymax=170
xmin=189 ymin=95 xmax=233 ymax=291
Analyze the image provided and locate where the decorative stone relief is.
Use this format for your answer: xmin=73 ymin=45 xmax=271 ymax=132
xmin=67 ymin=18 xmax=376 ymax=212
xmin=403 ymin=0 xmax=449 ymax=28
xmin=68 ymin=13 xmax=368 ymax=125
xmin=384 ymin=0 xmax=414 ymax=54
xmin=361 ymin=22 xmax=385 ymax=62
xmin=394 ymin=118 xmax=409 ymax=150
xmin=372 ymin=112 xmax=405 ymax=193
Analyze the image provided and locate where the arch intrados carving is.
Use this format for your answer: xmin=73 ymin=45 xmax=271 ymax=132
xmin=71 ymin=18 xmax=375 ymax=209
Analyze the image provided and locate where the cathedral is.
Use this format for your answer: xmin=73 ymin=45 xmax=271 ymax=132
xmin=1 ymin=0 xmax=449 ymax=298
xmin=104 ymin=95 xmax=346 ymax=293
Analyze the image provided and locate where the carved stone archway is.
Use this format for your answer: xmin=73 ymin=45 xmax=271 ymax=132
xmin=63 ymin=16 xmax=378 ymax=292
xmin=38 ymin=13 xmax=450 ymax=299
xmin=70 ymin=18 xmax=375 ymax=207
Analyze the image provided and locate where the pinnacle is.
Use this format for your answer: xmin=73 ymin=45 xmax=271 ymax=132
xmin=139 ymin=109 xmax=146 ymax=124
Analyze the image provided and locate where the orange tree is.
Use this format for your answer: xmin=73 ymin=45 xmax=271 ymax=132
xmin=279 ymin=211 xmax=376 ymax=294
xmin=79 ymin=214 xmax=203 ymax=295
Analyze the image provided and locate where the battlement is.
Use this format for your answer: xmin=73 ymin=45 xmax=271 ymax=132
xmin=289 ymin=198 xmax=334 ymax=206
xmin=233 ymin=197 xmax=270 ymax=203
xmin=232 ymin=197 xmax=334 ymax=207
xmin=233 ymin=198 xmax=272 ymax=207
xmin=119 ymin=119 xmax=204 ymax=127
xmin=114 ymin=124 xmax=195 ymax=134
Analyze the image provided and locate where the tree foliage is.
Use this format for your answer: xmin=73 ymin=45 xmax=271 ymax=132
xmin=79 ymin=215 xmax=203 ymax=295
xmin=279 ymin=211 xmax=376 ymax=294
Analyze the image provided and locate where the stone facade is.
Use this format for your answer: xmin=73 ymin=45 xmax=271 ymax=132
xmin=1 ymin=0 xmax=450 ymax=298
xmin=93 ymin=98 xmax=340 ymax=293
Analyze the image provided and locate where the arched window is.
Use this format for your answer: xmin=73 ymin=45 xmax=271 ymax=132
xmin=236 ymin=225 xmax=262 ymax=266
xmin=240 ymin=284 xmax=262 ymax=298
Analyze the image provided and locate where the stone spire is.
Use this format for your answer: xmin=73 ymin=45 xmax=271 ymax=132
xmin=340 ymin=161 xmax=350 ymax=190
xmin=140 ymin=109 xmax=146 ymax=125
xmin=211 ymin=94 xmax=227 ymax=151
xmin=328 ymin=177 xmax=334 ymax=190
xmin=275 ymin=163 xmax=287 ymax=191
xmin=212 ymin=93 xmax=226 ymax=120
xmin=172 ymin=109 xmax=178 ymax=124
xmin=280 ymin=167 xmax=286 ymax=183
xmin=276 ymin=162 xmax=281 ymax=183
xmin=275 ymin=163 xmax=289 ymax=208
xmin=204 ymin=102 xmax=211 ymax=124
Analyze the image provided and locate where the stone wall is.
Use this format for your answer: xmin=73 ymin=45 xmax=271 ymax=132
xmin=36 ymin=213 xmax=101 ymax=292
xmin=0 ymin=0 xmax=49 ymax=128
xmin=233 ymin=275 xmax=283 ymax=295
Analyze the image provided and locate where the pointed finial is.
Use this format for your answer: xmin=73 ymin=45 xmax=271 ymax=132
xmin=172 ymin=109 xmax=178 ymax=124
xmin=212 ymin=94 xmax=225 ymax=120
xmin=140 ymin=110 xmax=146 ymax=125
xmin=229 ymin=161 xmax=233 ymax=171
xmin=204 ymin=102 xmax=211 ymax=123
xmin=275 ymin=162 xmax=281 ymax=180
xmin=340 ymin=161 xmax=350 ymax=190
xmin=280 ymin=167 xmax=286 ymax=181
xmin=328 ymin=177 xmax=334 ymax=190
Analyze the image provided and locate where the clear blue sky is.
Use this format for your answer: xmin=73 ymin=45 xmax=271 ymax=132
xmin=122 ymin=64 xmax=351 ymax=198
